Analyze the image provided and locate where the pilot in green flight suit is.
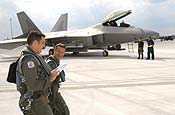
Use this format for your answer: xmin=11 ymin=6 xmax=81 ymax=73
xmin=46 ymin=43 xmax=70 ymax=115
xmin=17 ymin=31 xmax=59 ymax=115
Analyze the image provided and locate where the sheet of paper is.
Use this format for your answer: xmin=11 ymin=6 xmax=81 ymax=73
xmin=56 ymin=63 xmax=67 ymax=72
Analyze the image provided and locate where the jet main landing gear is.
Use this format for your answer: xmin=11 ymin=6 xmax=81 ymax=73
xmin=103 ymin=50 xmax=108 ymax=56
xmin=49 ymin=49 xmax=54 ymax=55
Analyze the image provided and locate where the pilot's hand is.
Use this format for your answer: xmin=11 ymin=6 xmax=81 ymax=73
xmin=43 ymin=96 xmax=49 ymax=104
xmin=50 ymin=68 xmax=60 ymax=82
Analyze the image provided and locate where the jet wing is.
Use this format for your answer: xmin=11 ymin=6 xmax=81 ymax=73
xmin=0 ymin=28 xmax=104 ymax=49
xmin=0 ymin=38 xmax=26 ymax=49
xmin=102 ymin=10 xmax=131 ymax=24
xmin=45 ymin=27 xmax=104 ymax=39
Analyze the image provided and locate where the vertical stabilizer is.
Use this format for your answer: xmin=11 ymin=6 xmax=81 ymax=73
xmin=51 ymin=13 xmax=68 ymax=32
xmin=17 ymin=11 xmax=41 ymax=34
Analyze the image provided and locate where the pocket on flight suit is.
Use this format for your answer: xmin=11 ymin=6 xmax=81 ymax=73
xmin=19 ymin=96 xmax=35 ymax=115
xmin=32 ymin=96 xmax=53 ymax=115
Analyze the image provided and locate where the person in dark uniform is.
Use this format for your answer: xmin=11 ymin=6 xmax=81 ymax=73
xmin=146 ymin=37 xmax=155 ymax=60
xmin=109 ymin=20 xmax=118 ymax=26
xmin=137 ymin=38 xmax=144 ymax=59
xmin=17 ymin=31 xmax=59 ymax=115
xmin=120 ymin=20 xmax=130 ymax=27
xmin=46 ymin=43 xmax=70 ymax=115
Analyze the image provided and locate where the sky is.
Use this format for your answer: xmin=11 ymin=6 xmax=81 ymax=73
xmin=0 ymin=0 xmax=175 ymax=40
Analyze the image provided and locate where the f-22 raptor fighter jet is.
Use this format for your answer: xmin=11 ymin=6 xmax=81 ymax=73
xmin=0 ymin=10 xmax=159 ymax=56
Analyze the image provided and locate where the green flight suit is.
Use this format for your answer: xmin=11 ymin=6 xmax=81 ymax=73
xmin=46 ymin=56 xmax=70 ymax=115
xmin=18 ymin=47 xmax=53 ymax=115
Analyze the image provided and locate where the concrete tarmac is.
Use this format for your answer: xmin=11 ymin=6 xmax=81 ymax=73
xmin=0 ymin=40 xmax=175 ymax=115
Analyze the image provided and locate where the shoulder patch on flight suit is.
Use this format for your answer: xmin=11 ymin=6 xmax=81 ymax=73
xmin=27 ymin=61 xmax=35 ymax=68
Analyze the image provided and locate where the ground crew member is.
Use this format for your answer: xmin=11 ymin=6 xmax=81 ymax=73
xmin=46 ymin=43 xmax=70 ymax=115
xmin=17 ymin=31 xmax=59 ymax=115
xmin=146 ymin=37 xmax=155 ymax=60
xmin=137 ymin=38 xmax=144 ymax=59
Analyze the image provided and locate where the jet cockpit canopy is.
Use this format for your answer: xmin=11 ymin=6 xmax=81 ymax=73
xmin=102 ymin=10 xmax=131 ymax=27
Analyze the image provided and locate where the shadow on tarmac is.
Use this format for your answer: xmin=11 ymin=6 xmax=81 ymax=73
xmin=0 ymin=50 xmax=175 ymax=62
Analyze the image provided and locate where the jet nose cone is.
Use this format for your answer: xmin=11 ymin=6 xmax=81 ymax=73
xmin=143 ymin=29 xmax=159 ymax=39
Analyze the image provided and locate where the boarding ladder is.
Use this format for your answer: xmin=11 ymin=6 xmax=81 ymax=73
xmin=127 ymin=42 xmax=134 ymax=53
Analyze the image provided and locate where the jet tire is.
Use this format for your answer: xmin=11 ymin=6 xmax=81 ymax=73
xmin=103 ymin=50 xmax=108 ymax=57
xmin=49 ymin=49 xmax=54 ymax=55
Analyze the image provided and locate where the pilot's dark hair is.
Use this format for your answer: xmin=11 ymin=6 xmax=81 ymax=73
xmin=27 ymin=31 xmax=45 ymax=45
xmin=54 ymin=43 xmax=65 ymax=50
